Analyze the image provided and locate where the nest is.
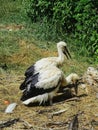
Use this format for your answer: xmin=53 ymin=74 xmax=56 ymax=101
xmin=79 ymin=67 xmax=98 ymax=94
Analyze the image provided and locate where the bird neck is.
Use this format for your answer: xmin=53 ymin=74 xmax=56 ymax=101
xmin=57 ymin=48 xmax=65 ymax=66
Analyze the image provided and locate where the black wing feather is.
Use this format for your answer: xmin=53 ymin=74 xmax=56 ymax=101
xmin=25 ymin=64 xmax=35 ymax=77
xmin=20 ymin=72 xmax=58 ymax=101
xmin=20 ymin=66 xmax=61 ymax=102
xmin=19 ymin=73 xmax=39 ymax=90
xmin=20 ymin=85 xmax=57 ymax=101
xmin=25 ymin=73 xmax=39 ymax=85
xmin=20 ymin=81 xmax=26 ymax=90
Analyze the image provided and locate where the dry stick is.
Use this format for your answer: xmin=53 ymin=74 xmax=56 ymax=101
xmin=47 ymin=121 xmax=68 ymax=126
xmin=64 ymin=97 xmax=80 ymax=102
xmin=51 ymin=127 xmax=67 ymax=130
xmin=0 ymin=118 xmax=20 ymax=128
xmin=54 ymin=97 xmax=80 ymax=105
xmin=20 ymin=119 xmax=48 ymax=130
xmin=68 ymin=115 xmax=79 ymax=130
xmin=46 ymin=121 xmax=69 ymax=130
xmin=41 ymin=112 xmax=71 ymax=129
xmin=68 ymin=111 xmax=84 ymax=130
xmin=20 ymin=119 xmax=33 ymax=129
xmin=32 ymin=126 xmax=49 ymax=130
xmin=51 ymin=108 xmax=69 ymax=116
xmin=37 ymin=108 xmax=57 ymax=114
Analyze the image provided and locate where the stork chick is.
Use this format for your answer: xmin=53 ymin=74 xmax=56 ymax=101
xmin=20 ymin=41 xmax=71 ymax=105
xmin=62 ymin=73 xmax=80 ymax=95
xmin=65 ymin=73 xmax=80 ymax=85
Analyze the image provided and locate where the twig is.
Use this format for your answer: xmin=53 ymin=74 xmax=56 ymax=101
xmin=65 ymin=97 xmax=80 ymax=102
xmin=91 ymin=119 xmax=98 ymax=126
xmin=68 ymin=115 xmax=78 ymax=130
xmin=68 ymin=111 xmax=84 ymax=130
xmin=54 ymin=97 xmax=80 ymax=105
xmin=47 ymin=121 xmax=68 ymax=126
xmin=51 ymin=108 xmax=69 ymax=116
xmin=51 ymin=127 xmax=67 ymax=130
xmin=0 ymin=118 xmax=20 ymax=128
xmin=20 ymin=119 xmax=33 ymax=129
xmin=37 ymin=108 xmax=57 ymax=114
xmin=32 ymin=126 xmax=49 ymax=130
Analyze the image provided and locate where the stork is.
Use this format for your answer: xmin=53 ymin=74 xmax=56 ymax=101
xmin=20 ymin=41 xmax=71 ymax=105
xmin=63 ymin=73 xmax=80 ymax=95
xmin=65 ymin=73 xmax=80 ymax=85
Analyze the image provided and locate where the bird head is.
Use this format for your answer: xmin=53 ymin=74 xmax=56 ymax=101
xmin=57 ymin=41 xmax=71 ymax=59
xmin=68 ymin=73 xmax=80 ymax=84
xmin=65 ymin=73 xmax=80 ymax=95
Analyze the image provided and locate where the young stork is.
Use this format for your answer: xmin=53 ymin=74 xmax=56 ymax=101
xmin=63 ymin=73 xmax=80 ymax=95
xmin=20 ymin=41 xmax=71 ymax=105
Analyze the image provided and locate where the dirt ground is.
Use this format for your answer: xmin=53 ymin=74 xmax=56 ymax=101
xmin=0 ymin=70 xmax=98 ymax=130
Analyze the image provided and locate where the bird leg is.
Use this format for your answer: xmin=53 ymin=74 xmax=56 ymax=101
xmin=49 ymin=99 xmax=53 ymax=106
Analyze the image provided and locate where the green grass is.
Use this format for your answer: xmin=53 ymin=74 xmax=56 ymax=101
xmin=0 ymin=0 xmax=97 ymax=75
xmin=0 ymin=2 xmax=97 ymax=129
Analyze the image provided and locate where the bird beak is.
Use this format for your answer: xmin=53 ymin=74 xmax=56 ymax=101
xmin=63 ymin=46 xmax=71 ymax=59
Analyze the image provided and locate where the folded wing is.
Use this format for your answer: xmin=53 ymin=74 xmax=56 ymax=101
xmin=20 ymin=66 xmax=63 ymax=103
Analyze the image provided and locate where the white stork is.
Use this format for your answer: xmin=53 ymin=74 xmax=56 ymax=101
xmin=65 ymin=73 xmax=80 ymax=85
xmin=20 ymin=41 xmax=71 ymax=105
xmin=64 ymin=73 xmax=80 ymax=95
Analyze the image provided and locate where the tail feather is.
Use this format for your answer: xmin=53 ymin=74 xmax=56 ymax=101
xmin=20 ymin=85 xmax=57 ymax=101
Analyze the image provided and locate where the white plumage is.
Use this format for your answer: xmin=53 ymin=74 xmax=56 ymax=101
xmin=20 ymin=41 xmax=71 ymax=105
xmin=65 ymin=73 xmax=80 ymax=85
xmin=23 ymin=41 xmax=71 ymax=77
xmin=22 ymin=66 xmax=65 ymax=105
xmin=62 ymin=73 xmax=80 ymax=95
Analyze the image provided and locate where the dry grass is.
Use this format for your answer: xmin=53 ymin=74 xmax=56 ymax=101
xmin=0 ymin=72 xmax=98 ymax=130
xmin=0 ymin=41 xmax=98 ymax=130
xmin=7 ymin=40 xmax=57 ymax=66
